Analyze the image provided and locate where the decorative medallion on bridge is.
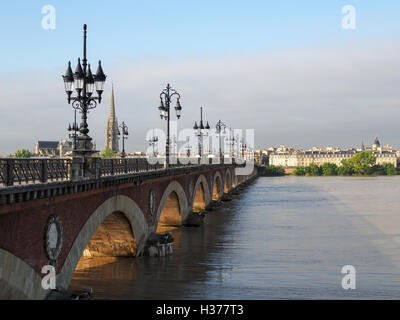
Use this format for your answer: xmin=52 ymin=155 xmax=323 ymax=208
xmin=44 ymin=214 xmax=63 ymax=267
xmin=149 ymin=189 xmax=156 ymax=219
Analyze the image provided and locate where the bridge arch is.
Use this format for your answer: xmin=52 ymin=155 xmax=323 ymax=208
xmin=212 ymin=171 xmax=224 ymax=201
xmin=155 ymin=180 xmax=189 ymax=232
xmin=57 ymin=195 xmax=148 ymax=291
xmin=0 ymin=249 xmax=47 ymax=300
xmin=224 ymin=169 xmax=232 ymax=193
xmin=192 ymin=174 xmax=211 ymax=212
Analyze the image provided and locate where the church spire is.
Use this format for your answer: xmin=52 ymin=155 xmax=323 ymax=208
xmin=109 ymin=83 xmax=116 ymax=120
xmin=105 ymin=83 xmax=119 ymax=152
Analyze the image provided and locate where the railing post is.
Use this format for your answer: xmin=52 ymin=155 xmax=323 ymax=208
xmin=70 ymin=157 xmax=84 ymax=181
xmin=111 ymin=159 xmax=114 ymax=176
xmin=5 ymin=160 xmax=14 ymax=186
xmin=40 ymin=160 xmax=48 ymax=183
xmin=124 ymin=158 xmax=128 ymax=174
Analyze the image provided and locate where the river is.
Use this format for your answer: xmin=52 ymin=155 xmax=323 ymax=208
xmin=69 ymin=176 xmax=400 ymax=299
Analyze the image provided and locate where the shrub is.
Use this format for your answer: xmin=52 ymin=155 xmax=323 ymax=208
xmin=321 ymin=163 xmax=338 ymax=176
xmin=294 ymin=166 xmax=306 ymax=176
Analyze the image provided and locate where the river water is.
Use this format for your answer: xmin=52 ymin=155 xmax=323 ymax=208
xmin=69 ymin=176 xmax=400 ymax=299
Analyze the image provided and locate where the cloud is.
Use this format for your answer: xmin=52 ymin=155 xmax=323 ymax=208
xmin=0 ymin=39 xmax=399 ymax=155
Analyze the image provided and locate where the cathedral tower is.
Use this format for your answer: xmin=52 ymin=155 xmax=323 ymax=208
xmin=106 ymin=84 xmax=119 ymax=152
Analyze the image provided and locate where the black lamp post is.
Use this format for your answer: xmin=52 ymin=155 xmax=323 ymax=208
xmin=241 ymin=137 xmax=247 ymax=159
xmin=185 ymin=137 xmax=192 ymax=158
xmin=193 ymin=107 xmax=210 ymax=161
xmin=148 ymin=129 xmax=159 ymax=158
xmin=158 ymin=84 xmax=182 ymax=168
xmin=227 ymin=127 xmax=237 ymax=159
xmin=62 ymin=24 xmax=106 ymax=156
xmin=118 ymin=121 xmax=129 ymax=158
xmin=216 ymin=120 xmax=227 ymax=163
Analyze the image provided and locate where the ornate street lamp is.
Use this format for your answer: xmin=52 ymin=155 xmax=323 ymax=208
xmin=226 ymin=127 xmax=237 ymax=159
xmin=148 ymin=129 xmax=159 ymax=158
xmin=185 ymin=136 xmax=192 ymax=158
xmin=216 ymin=120 xmax=227 ymax=163
xmin=193 ymin=107 xmax=210 ymax=161
xmin=241 ymin=137 xmax=247 ymax=159
xmin=158 ymin=84 xmax=182 ymax=168
xmin=62 ymin=24 xmax=106 ymax=156
xmin=118 ymin=121 xmax=129 ymax=158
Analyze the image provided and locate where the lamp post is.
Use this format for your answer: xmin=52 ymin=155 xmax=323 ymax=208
xmin=148 ymin=129 xmax=159 ymax=158
xmin=193 ymin=107 xmax=210 ymax=162
xmin=118 ymin=121 xmax=129 ymax=158
xmin=158 ymin=84 xmax=182 ymax=168
xmin=227 ymin=127 xmax=237 ymax=159
xmin=241 ymin=137 xmax=247 ymax=159
xmin=185 ymin=136 xmax=192 ymax=158
xmin=67 ymin=109 xmax=79 ymax=151
xmin=216 ymin=120 xmax=227 ymax=163
xmin=62 ymin=24 xmax=106 ymax=156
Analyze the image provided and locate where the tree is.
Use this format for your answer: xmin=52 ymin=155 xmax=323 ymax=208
xmin=14 ymin=149 xmax=32 ymax=158
xmin=294 ymin=166 xmax=306 ymax=176
xmin=384 ymin=163 xmax=397 ymax=176
xmin=100 ymin=148 xmax=116 ymax=158
xmin=264 ymin=165 xmax=285 ymax=176
xmin=338 ymin=159 xmax=354 ymax=176
xmin=306 ymin=163 xmax=321 ymax=176
xmin=371 ymin=164 xmax=385 ymax=175
xmin=348 ymin=151 xmax=376 ymax=175
xmin=321 ymin=163 xmax=338 ymax=176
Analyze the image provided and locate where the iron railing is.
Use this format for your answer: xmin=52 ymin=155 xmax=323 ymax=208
xmin=0 ymin=158 xmax=71 ymax=186
xmin=0 ymin=157 xmax=241 ymax=187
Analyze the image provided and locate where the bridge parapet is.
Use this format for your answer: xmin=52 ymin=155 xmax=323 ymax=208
xmin=0 ymin=158 xmax=70 ymax=187
xmin=0 ymin=157 xmax=243 ymax=187
xmin=0 ymin=161 xmax=243 ymax=206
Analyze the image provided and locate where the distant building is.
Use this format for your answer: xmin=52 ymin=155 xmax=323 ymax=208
xmin=269 ymin=137 xmax=398 ymax=168
xmin=34 ymin=140 xmax=72 ymax=157
xmin=105 ymin=84 xmax=119 ymax=152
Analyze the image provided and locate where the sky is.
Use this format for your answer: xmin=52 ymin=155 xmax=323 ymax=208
xmin=0 ymin=0 xmax=400 ymax=154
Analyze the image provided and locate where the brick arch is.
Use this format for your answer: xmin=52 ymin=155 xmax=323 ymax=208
xmin=191 ymin=174 xmax=211 ymax=212
xmin=0 ymin=248 xmax=47 ymax=300
xmin=212 ymin=171 xmax=224 ymax=201
xmin=154 ymin=180 xmax=189 ymax=231
xmin=57 ymin=195 xmax=148 ymax=291
xmin=224 ymin=168 xmax=232 ymax=193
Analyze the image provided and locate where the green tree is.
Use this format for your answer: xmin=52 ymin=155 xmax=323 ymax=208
xmin=384 ymin=163 xmax=397 ymax=176
xmin=264 ymin=165 xmax=285 ymax=176
xmin=348 ymin=151 xmax=376 ymax=175
xmin=14 ymin=149 xmax=32 ymax=158
xmin=100 ymin=148 xmax=116 ymax=158
xmin=338 ymin=159 xmax=354 ymax=176
xmin=294 ymin=166 xmax=306 ymax=176
xmin=321 ymin=163 xmax=338 ymax=176
xmin=371 ymin=164 xmax=385 ymax=175
xmin=306 ymin=163 xmax=321 ymax=176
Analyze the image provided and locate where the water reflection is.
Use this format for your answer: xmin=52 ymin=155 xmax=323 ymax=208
xmin=69 ymin=177 xmax=400 ymax=299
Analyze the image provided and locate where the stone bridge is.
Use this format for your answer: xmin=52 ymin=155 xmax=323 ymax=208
xmin=0 ymin=158 xmax=257 ymax=299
